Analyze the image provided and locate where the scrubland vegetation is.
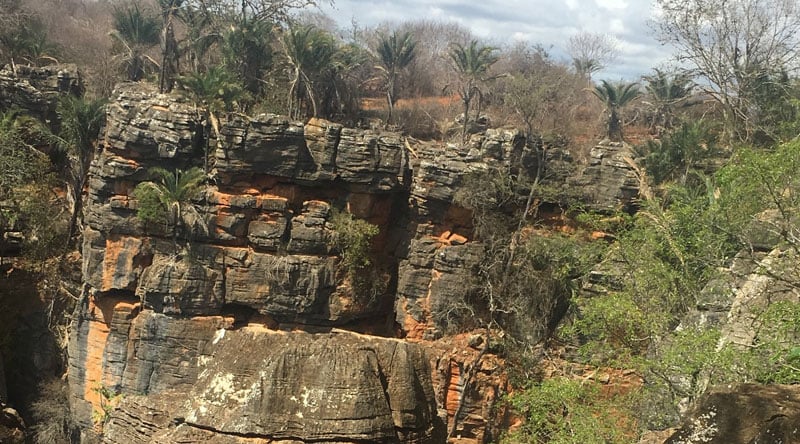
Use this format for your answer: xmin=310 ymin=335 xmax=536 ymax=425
xmin=2 ymin=0 xmax=800 ymax=441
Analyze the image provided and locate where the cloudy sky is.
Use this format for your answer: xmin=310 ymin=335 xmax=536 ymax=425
xmin=315 ymin=0 xmax=674 ymax=80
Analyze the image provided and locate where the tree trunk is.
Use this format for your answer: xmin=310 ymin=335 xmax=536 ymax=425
xmin=608 ymin=107 xmax=623 ymax=142
xmin=159 ymin=12 xmax=179 ymax=93
xmin=64 ymin=181 xmax=83 ymax=253
xmin=461 ymin=91 xmax=471 ymax=143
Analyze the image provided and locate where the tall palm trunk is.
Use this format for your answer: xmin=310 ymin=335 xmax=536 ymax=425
xmin=160 ymin=13 xmax=179 ymax=93
xmin=385 ymin=76 xmax=395 ymax=127
xmin=609 ymin=107 xmax=623 ymax=141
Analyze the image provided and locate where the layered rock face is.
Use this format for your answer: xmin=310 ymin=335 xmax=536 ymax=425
xmin=0 ymin=64 xmax=82 ymax=125
xmin=67 ymin=82 xmax=640 ymax=443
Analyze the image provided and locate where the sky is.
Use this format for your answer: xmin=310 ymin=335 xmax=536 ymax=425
xmin=314 ymin=0 xmax=675 ymax=80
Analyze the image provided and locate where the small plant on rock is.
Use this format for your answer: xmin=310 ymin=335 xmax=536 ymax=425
xmin=329 ymin=210 xmax=381 ymax=296
xmin=132 ymin=167 xmax=207 ymax=244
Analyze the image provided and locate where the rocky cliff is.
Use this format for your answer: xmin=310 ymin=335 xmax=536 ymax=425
xmin=63 ymin=82 xmax=641 ymax=443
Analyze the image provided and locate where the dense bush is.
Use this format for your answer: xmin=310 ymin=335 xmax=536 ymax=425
xmin=329 ymin=210 xmax=383 ymax=298
xmin=502 ymin=377 xmax=635 ymax=444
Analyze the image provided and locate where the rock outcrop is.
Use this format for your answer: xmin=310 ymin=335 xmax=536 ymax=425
xmin=0 ymin=403 xmax=25 ymax=443
xmin=569 ymin=140 xmax=640 ymax=213
xmin=665 ymin=384 xmax=800 ymax=444
xmin=77 ymin=308 xmax=441 ymax=443
xmin=63 ymin=81 xmax=642 ymax=443
xmin=0 ymin=64 xmax=82 ymax=125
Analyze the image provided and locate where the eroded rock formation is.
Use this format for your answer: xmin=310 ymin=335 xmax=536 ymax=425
xmin=62 ymin=81 xmax=642 ymax=443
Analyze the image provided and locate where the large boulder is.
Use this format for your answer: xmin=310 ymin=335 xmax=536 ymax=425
xmin=70 ymin=307 xmax=442 ymax=443
xmin=665 ymin=384 xmax=800 ymax=444
xmin=569 ymin=140 xmax=640 ymax=213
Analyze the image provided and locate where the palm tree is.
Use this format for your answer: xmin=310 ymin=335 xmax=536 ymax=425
xmin=222 ymin=19 xmax=273 ymax=98
xmin=591 ymin=80 xmax=641 ymax=142
xmin=0 ymin=17 xmax=58 ymax=73
xmin=132 ymin=167 xmax=206 ymax=244
xmin=449 ymin=40 xmax=499 ymax=141
xmin=643 ymin=69 xmax=693 ymax=133
xmin=179 ymin=66 xmax=245 ymax=172
xmin=318 ymin=42 xmax=371 ymax=119
xmin=157 ymin=0 xmax=184 ymax=92
xmin=111 ymin=4 xmax=161 ymax=81
xmin=178 ymin=5 xmax=217 ymax=75
xmin=282 ymin=25 xmax=335 ymax=120
xmin=573 ymin=57 xmax=602 ymax=78
xmin=375 ymin=31 xmax=416 ymax=126
xmin=54 ymin=96 xmax=106 ymax=248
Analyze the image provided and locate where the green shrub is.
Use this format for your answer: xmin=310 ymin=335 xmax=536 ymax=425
xmin=131 ymin=182 xmax=166 ymax=226
xmin=637 ymin=120 xmax=718 ymax=185
xmin=330 ymin=210 xmax=379 ymax=273
xmin=502 ymin=377 xmax=634 ymax=444
xmin=329 ymin=211 xmax=383 ymax=299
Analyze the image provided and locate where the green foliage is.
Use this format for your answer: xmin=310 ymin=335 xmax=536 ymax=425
xmin=55 ymin=95 xmax=107 ymax=246
xmin=319 ymin=41 xmax=372 ymax=119
xmin=179 ymin=66 xmax=246 ymax=112
xmin=56 ymin=95 xmax=107 ymax=159
xmin=132 ymin=167 xmax=206 ymax=241
xmin=330 ymin=210 xmax=379 ymax=274
xmin=633 ymin=327 xmax=721 ymax=428
xmin=449 ymin=39 xmax=499 ymax=140
xmin=0 ymin=109 xmax=67 ymax=259
xmin=131 ymin=182 xmax=165 ymax=226
xmin=569 ymin=185 xmax=736 ymax=362
xmin=592 ymin=80 xmax=641 ymax=141
xmin=376 ymin=31 xmax=417 ymax=82
xmin=0 ymin=15 xmax=57 ymax=66
xmin=745 ymin=301 xmax=800 ymax=384
xmin=502 ymin=378 xmax=634 ymax=444
xmin=714 ymin=141 xmax=800 ymax=248
xmin=573 ymin=210 xmax=634 ymax=234
xmin=221 ymin=19 xmax=272 ymax=97
xmin=329 ymin=211 xmax=383 ymax=299
xmin=18 ymin=180 xmax=68 ymax=260
xmin=496 ymin=234 xmax=600 ymax=342
xmin=92 ymin=384 xmax=123 ymax=425
xmin=637 ymin=120 xmax=717 ymax=185
xmin=283 ymin=24 xmax=336 ymax=119
xmin=0 ymin=113 xmax=47 ymax=196
xmin=566 ymin=139 xmax=800 ymax=432
xmin=111 ymin=3 xmax=161 ymax=81
xmin=451 ymin=169 xmax=603 ymax=343
xmin=642 ymin=68 xmax=694 ymax=132
xmin=450 ymin=40 xmax=499 ymax=80
xmin=375 ymin=30 xmax=416 ymax=124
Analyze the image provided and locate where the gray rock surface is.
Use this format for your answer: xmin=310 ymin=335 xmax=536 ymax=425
xmin=0 ymin=64 xmax=82 ymax=124
xmin=665 ymin=384 xmax=800 ymax=444
xmin=66 ymin=83 xmax=644 ymax=443
xmin=569 ymin=140 xmax=640 ymax=212
xmin=87 ymin=311 xmax=440 ymax=443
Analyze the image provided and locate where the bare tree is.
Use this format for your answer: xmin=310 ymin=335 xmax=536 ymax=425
xmin=655 ymin=0 xmax=800 ymax=141
xmin=196 ymin=0 xmax=328 ymax=24
xmin=500 ymin=43 xmax=583 ymax=137
xmin=567 ymin=31 xmax=618 ymax=78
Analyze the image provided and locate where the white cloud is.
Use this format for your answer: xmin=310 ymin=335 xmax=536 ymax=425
xmin=609 ymin=18 xmax=626 ymax=34
xmin=596 ymin=0 xmax=628 ymax=10
xmin=315 ymin=0 xmax=673 ymax=79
